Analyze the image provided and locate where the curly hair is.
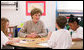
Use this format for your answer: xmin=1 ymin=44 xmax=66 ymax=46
xmin=68 ymin=17 xmax=79 ymax=25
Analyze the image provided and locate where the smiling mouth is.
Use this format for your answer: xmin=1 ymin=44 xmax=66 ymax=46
xmin=36 ymin=18 xmax=39 ymax=20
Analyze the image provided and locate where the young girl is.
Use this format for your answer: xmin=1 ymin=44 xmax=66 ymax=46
xmin=47 ymin=16 xmax=72 ymax=49
xmin=1 ymin=18 xmax=20 ymax=49
xmin=68 ymin=17 xmax=83 ymax=41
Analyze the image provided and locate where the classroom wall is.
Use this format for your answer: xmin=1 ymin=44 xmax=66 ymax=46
xmin=57 ymin=1 xmax=83 ymax=10
xmin=1 ymin=1 xmax=56 ymax=32
xmin=1 ymin=1 xmax=83 ymax=32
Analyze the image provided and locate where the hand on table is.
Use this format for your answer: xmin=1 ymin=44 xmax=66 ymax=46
xmin=26 ymin=32 xmax=38 ymax=38
xmin=13 ymin=38 xmax=20 ymax=42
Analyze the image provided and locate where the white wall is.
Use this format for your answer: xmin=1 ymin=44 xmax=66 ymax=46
xmin=1 ymin=1 xmax=56 ymax=32
xmin=2 ymin=1 xmax=83 ymax=32
xmin=42 ymin=1 xmax=56 ymax=31
xmin=1 ymin=1 xmax=32 ymax=26
xmin=57 ymin=1 xmax=83 ymax=10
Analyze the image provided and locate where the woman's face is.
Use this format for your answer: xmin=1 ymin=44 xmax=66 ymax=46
xmin=32 ymin=13 xmax=41 ymax=22
xmin=6 ymin=22 xmax=9 ymax=29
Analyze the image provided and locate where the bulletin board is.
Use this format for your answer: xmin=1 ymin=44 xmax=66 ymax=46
xmin=26 ymin=1 xmax=46 ymax=16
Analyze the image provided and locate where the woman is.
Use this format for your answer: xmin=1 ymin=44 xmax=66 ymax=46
xmin=18 ymin=8 xmax=47 ymax=38
xmin=1 ymin=18 xmax=20 ymax=49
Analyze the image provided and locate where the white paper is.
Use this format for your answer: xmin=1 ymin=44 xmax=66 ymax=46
xmin=72 ymin=42 xmax=75 ymax=45
xmin=38 ymin=42 xmax=75 ymax=47
xmin=38 ymin=43 xmax=49 ymax=47
xmin=19 ymin=40 xmax=28 ymax=43
xmin=15 ymin=40 xmax=28 ymax=44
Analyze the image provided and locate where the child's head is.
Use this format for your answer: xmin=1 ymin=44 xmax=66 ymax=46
xmin=1 ymin=17 xmax=9 ymax=36
xmin=56 ymin=16 xmax=67 ymax=29
xmin=68 ymin=17 xmax=79 ymax=31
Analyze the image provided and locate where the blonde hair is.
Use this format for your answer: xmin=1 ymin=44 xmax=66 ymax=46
xmin=1 ymin=17 xmax=9 ymax=36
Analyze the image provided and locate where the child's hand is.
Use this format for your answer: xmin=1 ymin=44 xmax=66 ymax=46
xmin=48 ymin=32 xmax=52 ymax=37
xmin=6 ymin=40 xmax=13 ymax=44
xmin=13 ymin=38 xmax=20 ymax=43
xmin=6 ymin=38 xmax=20 ymax=45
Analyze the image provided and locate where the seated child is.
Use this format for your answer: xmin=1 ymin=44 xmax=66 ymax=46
xmin=68 ymin=17 xmax=83 ymax=41
xmin=47 ymin=16 xmax=72 ymax=49
xmin=1 ymin=17 xmax=20 ymax=49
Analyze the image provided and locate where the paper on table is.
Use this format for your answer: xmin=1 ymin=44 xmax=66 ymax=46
xmin=38 ymin=43 xmax=49 ymax=47
xmin=19 ymin=40 xmax=28 ymax=43
xmin=38 ymin=41 xmax=75 ymax=47
xmin=15 ymin=40 xmax=28 ymax=44
xmin=72 ymin=42 xmax=75 ymax=45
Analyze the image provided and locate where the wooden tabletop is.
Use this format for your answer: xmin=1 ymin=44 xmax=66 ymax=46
xmin=70 ymin=40 xmax=83 ymax=49
xmin=10 ymin=37 xmax=49 ymax=48
xmin=9 ymin=37 xmax=83 ymax=49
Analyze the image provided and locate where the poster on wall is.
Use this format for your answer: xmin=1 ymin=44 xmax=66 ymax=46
xmin=26 ymin=1 xmax=46 ymax=16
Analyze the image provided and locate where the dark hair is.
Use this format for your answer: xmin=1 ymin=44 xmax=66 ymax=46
xmin=56 ymin=16 xmax=67 ymax=29
xmin=70 ymin=14 xmax=74 ymax=18
xmin=31 ymin=8 xmax=42 ymax=19
xmin=68 ymin=17 xmax=79 ymax=25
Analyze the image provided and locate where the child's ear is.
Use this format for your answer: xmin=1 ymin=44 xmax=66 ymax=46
xmin=56 ymin=23 xmax=58 ymax=28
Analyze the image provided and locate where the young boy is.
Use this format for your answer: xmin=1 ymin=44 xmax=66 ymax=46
xmin=47 ymin=16 xmax=72 ymax=49
xmin=68 ymin=17 xmax=83 ymax=41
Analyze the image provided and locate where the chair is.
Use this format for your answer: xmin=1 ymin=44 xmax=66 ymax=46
xmin=8 ymin=26 xmax=18 ymax=37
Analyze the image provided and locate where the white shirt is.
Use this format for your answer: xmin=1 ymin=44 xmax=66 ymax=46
xmin=72 ymin=26 xmax=83 ymax=39
xmin=1 ymin=31 xmax=9 ymax=49
xmin=48 ymin=29 xmax=72 ymax=49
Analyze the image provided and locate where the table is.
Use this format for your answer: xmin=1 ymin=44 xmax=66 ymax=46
xmin=8 ymin=37 xmax=50 ymax=49
xmin=70 ymin=40 xmax=83 ymax=49
xmin=8 ymin=37 xmax=83 ymax=49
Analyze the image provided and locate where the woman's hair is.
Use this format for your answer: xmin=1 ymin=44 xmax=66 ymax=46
xmin=30 ymin=8 xmax=42 ymax=19
xmin=1 ymin=17 xmax=9 ymax=36
xmin=56 ymin=16 xmax=67 ymax=29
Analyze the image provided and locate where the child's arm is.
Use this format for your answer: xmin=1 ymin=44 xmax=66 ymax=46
xmin=46 ymin=32 xmax=52 ymax=40
xmin=72 ymin=38 xmax=82 ymax=41
xmin=6 ymin=38 xmax=20 ymax=44
xmin=6 ymin=40 xmax=14 ymax=44
xmin=72 ymin=32 xmax=83 ymax=41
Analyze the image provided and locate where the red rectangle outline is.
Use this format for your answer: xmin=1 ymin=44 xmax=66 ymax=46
xmin=26 ymin=1 xmax=46 ymax=16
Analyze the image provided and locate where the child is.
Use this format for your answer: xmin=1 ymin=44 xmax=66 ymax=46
xmin=1 ymin=18 xmax=20 ymax=49
xmin=47 ymin=16 xmax=72 ymax=49
xmin=68 ymin=17 xmax=83 ymax=41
